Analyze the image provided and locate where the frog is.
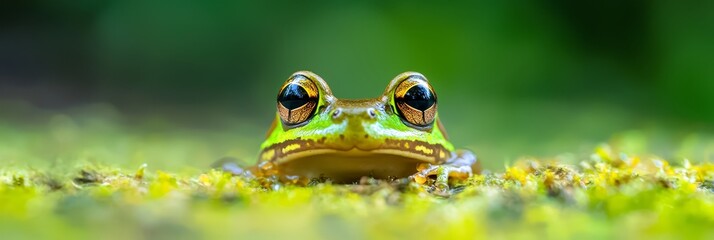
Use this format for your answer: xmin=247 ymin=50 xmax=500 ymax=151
xmin=242 ymin=71 xmax=478 ymax=189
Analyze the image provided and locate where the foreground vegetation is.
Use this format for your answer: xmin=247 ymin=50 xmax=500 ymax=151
xmin=2 ymin=144 xmax=714 ymax=239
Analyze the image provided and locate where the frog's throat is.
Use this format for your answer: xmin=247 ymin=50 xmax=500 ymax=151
xmin=259 ymin=138 xmax=452 ymax=165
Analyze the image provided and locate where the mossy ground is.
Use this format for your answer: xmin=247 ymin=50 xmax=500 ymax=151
xmin=1 ymin=113 xmax=714 ymax=240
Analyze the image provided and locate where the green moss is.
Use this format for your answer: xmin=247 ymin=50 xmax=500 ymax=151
xmin=1 ymin=147 xmax=714 ymax=240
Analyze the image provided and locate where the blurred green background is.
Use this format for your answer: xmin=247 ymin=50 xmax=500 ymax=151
xmin=1 ymin=1 xmax=713 ymax=170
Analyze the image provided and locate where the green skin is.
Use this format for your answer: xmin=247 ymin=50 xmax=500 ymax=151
xmin=251 ymin=71 xmax=477 ymax=189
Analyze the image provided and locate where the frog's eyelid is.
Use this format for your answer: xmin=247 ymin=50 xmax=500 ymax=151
xmin=291 ymin=73 xmax=309 ymax=81
xmin=407 ymin=74 xmax=427 ymax=82
xmin=291 ymin=71 xmax=333 ymax=97
xmin=383 ymin=71 xmax=429 ymax=96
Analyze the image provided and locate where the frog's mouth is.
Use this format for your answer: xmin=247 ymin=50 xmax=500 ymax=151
xmin=259 ymin=138 xmax=453 ymax=183
xmin=273 ymin=148 xmax=437 ymax=184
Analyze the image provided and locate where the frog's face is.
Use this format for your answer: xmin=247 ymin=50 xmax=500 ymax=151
xmin=259 ymin=71 xmax=455 ymax=182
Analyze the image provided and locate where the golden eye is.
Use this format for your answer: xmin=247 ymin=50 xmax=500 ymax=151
xmin=277 ymin=74 xmax=319 ymax=125
xmin=394 ymin=75 xmax=437 ymax=127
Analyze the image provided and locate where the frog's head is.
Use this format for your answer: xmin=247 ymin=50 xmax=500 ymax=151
xmin=258 ymin=71 xmax=455 ymax=182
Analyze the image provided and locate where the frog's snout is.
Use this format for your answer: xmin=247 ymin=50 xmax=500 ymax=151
xmin=331 ymin=107 xmax=378 ymax=121
xmin=330 ymin=106 xmax=380 ymax=147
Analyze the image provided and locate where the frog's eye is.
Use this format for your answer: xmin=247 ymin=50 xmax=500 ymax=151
xmin=394 ymin=75 xmax=437 ymax=127
xmin=277 ymin=74 xmax=319 ymax=125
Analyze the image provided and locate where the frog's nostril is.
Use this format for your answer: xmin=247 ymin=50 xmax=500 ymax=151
xmin=367 ymin=108 xmax=376 ymax=118
xmin=332 ymin=108 xmax=343 ymax=119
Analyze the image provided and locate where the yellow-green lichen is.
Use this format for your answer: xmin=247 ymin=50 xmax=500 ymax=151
xmin=2 ymin=147 xmax=714 ymax=240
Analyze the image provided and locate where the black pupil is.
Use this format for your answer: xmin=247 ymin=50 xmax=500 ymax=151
xmin=278 ymin=84 xmax=312 ymax=110
xmin=401 ymin=85 xmax=435 ymax=111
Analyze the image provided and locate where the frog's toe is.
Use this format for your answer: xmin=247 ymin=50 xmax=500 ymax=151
xmin=412 ymin=164 xmax=472 ymax=190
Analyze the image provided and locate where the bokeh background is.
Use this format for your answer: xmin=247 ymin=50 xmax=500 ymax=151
xmin=1 ymin=1 xmax=713 ymax=171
